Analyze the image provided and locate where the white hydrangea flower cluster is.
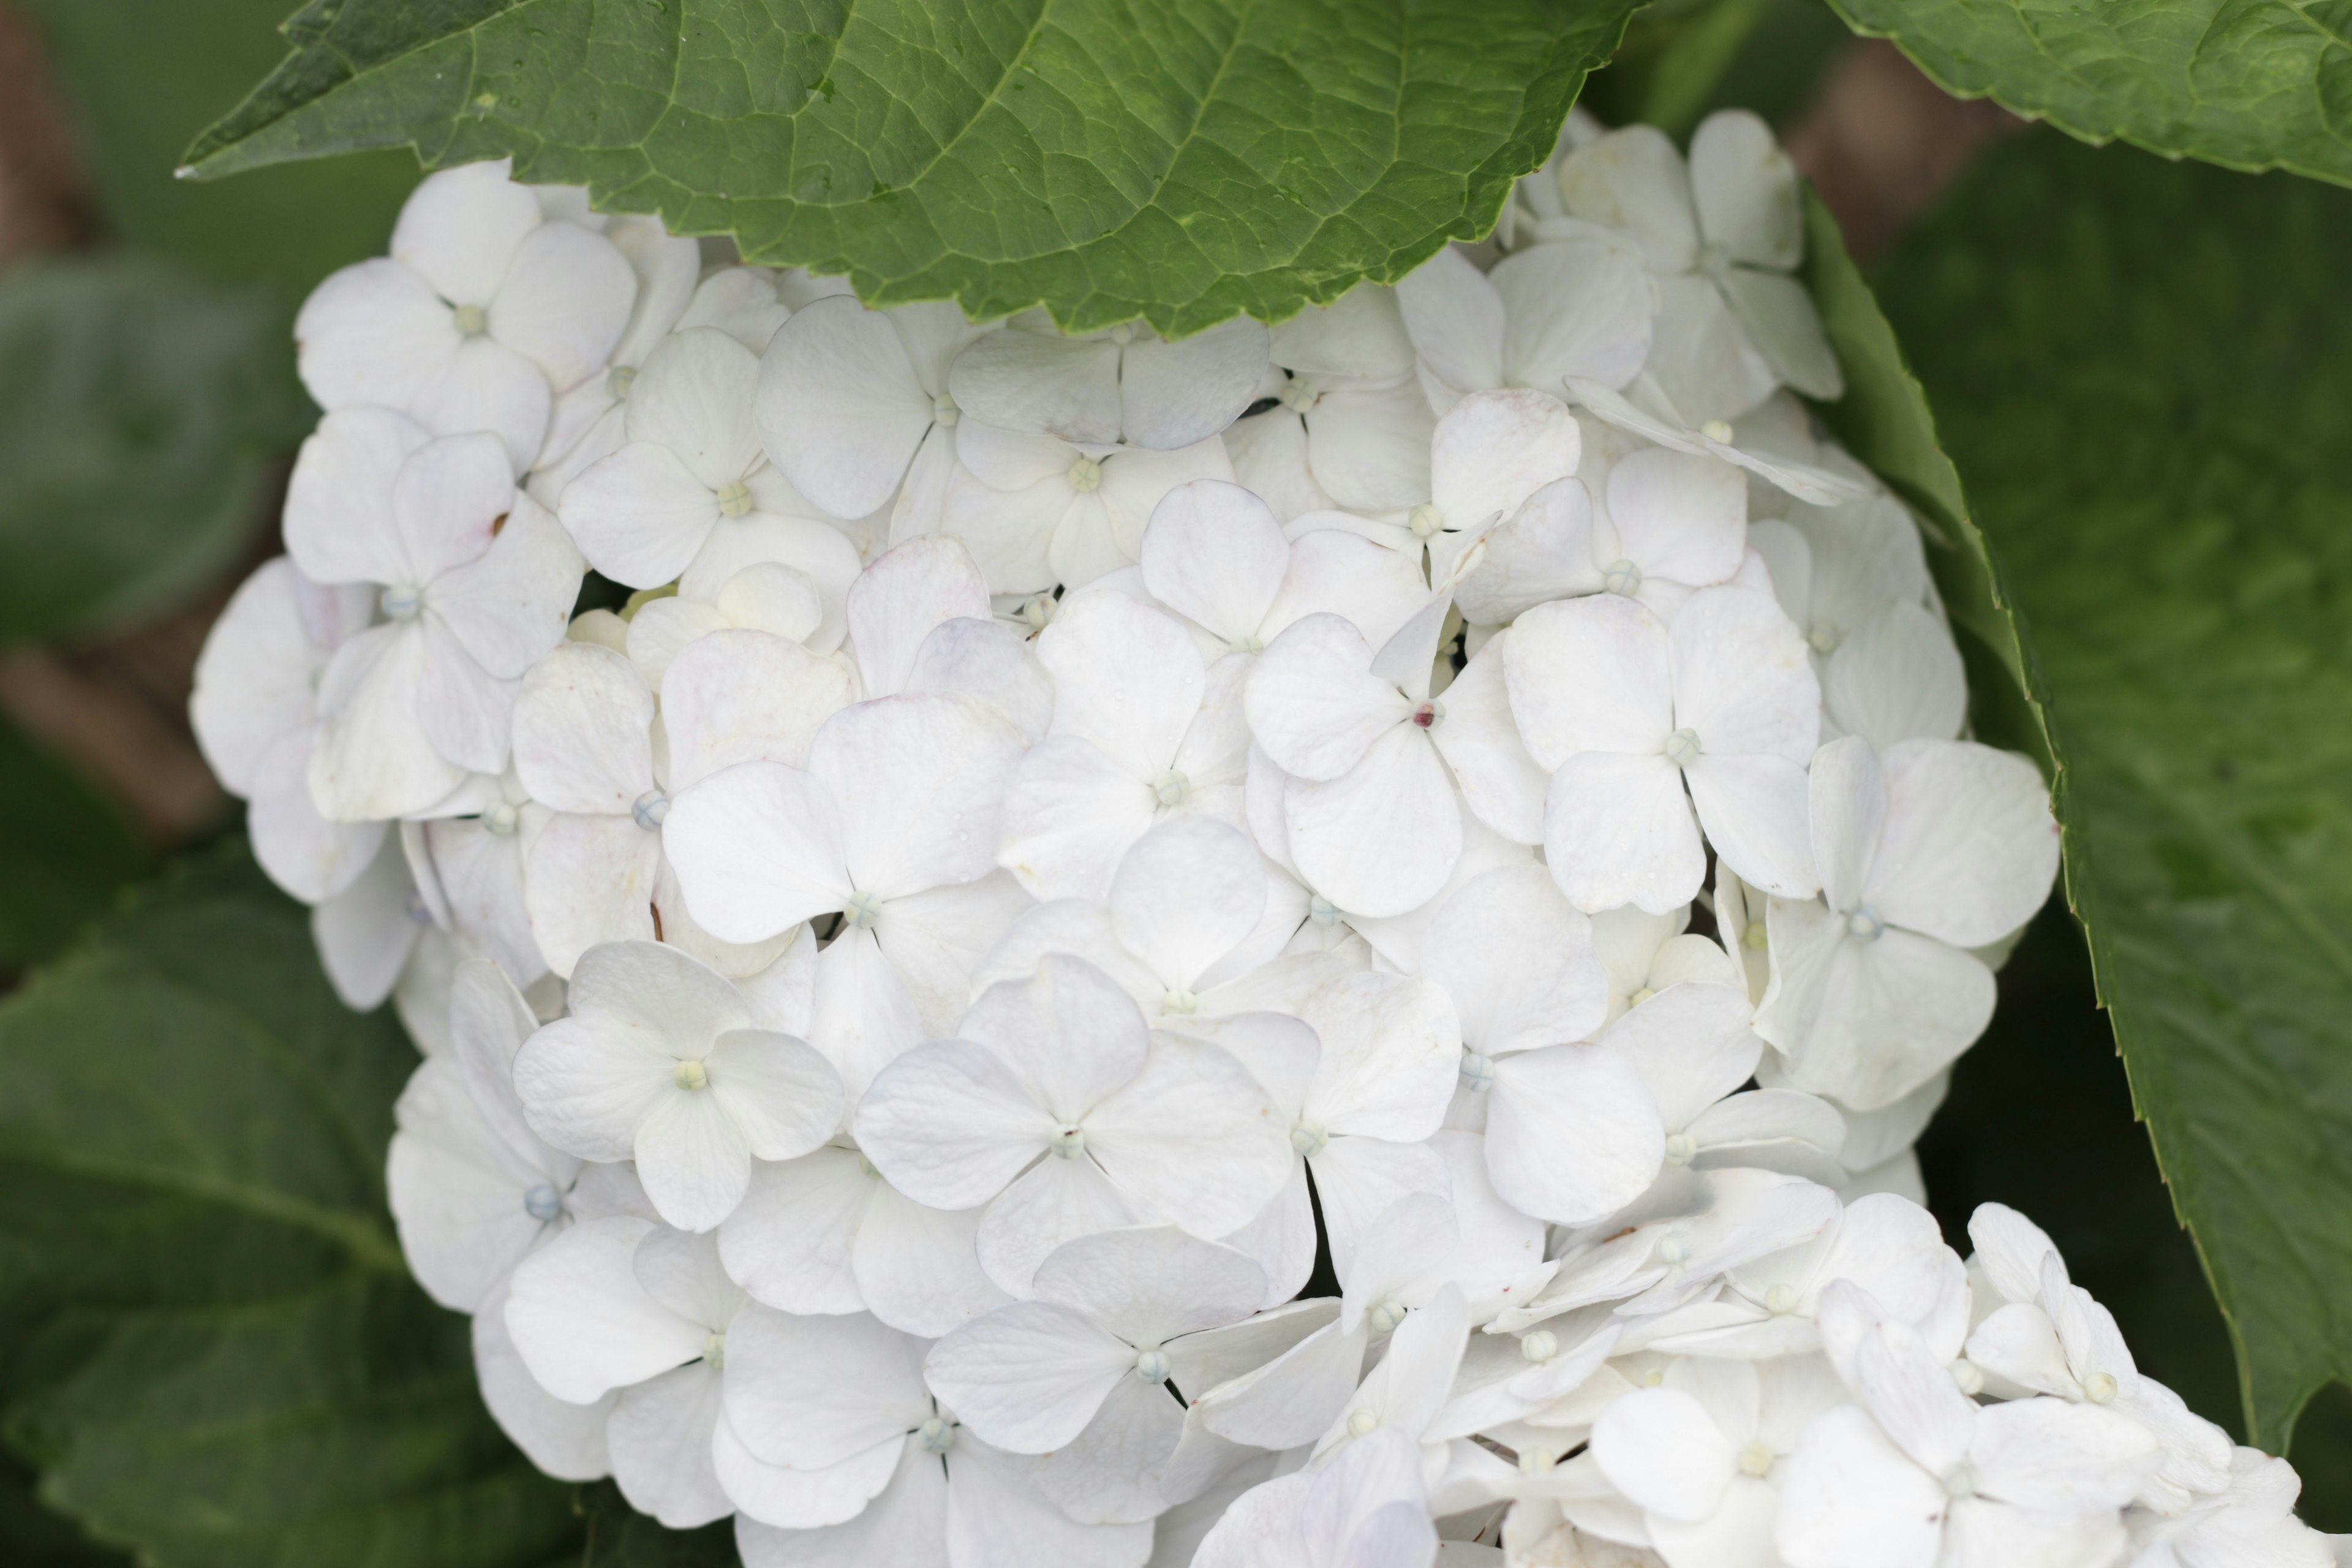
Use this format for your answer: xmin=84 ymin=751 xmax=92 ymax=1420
xmin=187 ymin=111 xmax=2334 ymax=1568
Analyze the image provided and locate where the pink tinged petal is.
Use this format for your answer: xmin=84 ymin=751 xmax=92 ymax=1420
xmin=946 ymin=1435 xmax=1155 ymax=1568
xmin=715 ymin=1412 xmax=908 ymax=1529
xmin=1032 ymin=1373 xmax=1188 ymax=1525
xmin=1393 ymin=246 xmax=1506 ymax=393
xmin=949 ymin=331 xmax=1125 ymax=445
xmin=846 ymin=535 xmax=991 ymax=695
xmin=524 ymin=813 xmax=662 ymax=979
xmin=717 ymin=1148 xmax=871 ymax=1314
xmin=1139 ymin=478 xmax=1289 ymax=645
xmin=284 ymin=405 xmax=432 ymax=587
xmin=663 ymin=761 xmax=852 ymax=943
xmin=1308 ymin=381 xmax=1436 ymax=514
xmin=855 ymin=1182 xmax=1014 ymax=1336
xmin=295 ymin=259 xmax=459 ymax=412
xmin=907 ymin=617 xmax=1052 ymax=742
xmin=1808 ymin=735 xmax=1887 ymax=914
xmin=1109 ymin=816 xmax=1266 ymax=990
xmin=409 ymin=333 xmax=552 ymax=476
xmin=997 ymin=735 xmax=1159 ymax=904
xmin=807 ymin=692 xmax=1026 ymax=900
xmin=662 ymin=631 xmax=854 ymax=790
xmin=1430 ymin=387 xmax=1583 ymax=542
xmin=1870 ymin=739 xmax=2059 ymax=947
xmin=391 ymin=160 xmax=538 ymax=303
xmin=1283 ymin=726 xmax=1463 ymax=918
xmin=1691 ymin=111 xmax=1803 ymax=270
xmin=1424 ymin=862 xmax=1607 ymax=1055
xmin=1084 ymin=1034 xmax=1295 ymax=1238
xmin=472 ymin=1272 xmax=614 ymax=1482
xmin=925 ymin=1301 xmax=1134 ymax=1452
xmin=1685 ymin=750 xmax=1817 ymax=899
xmin=1774 ymin=1404 xmax=1945 ymax=1568
xmin=1485 ymin=1044 xmax=1666 ymax=1224
xmin=1033 ymin=1224 xmax=1267 ymax=1343
xmin=1298 ymin=970 xmax=1463 ymax=1141
xmin=1825 ymin=601 xmax=1965 ymax=750
xmin=1119 ymin=317 xmax=1270 ymax=449
xmin=976 ymin=1151 xmax=1146 ymax=1298
xmin=308 ymin=623 xmax=469 ymax=820
xmin=488 ymin=219 xmax=636 ymax=391
xmin=1593 ymin=1387 xmax=1738 ymax=1521
xmin=1429 ymin=635 xmax=1550 ymax=845
xmin=608 ymin=1362 xmax=733 ymax=1528
xmin=853 ymin=1039 xmax=1058 ymax=1209
xmin=627 ymin=327 xmax=765 ymax=488
xmin=1506 ymin=595 xmax=1675 ymax=769
xmin=723 ymin=1307 xmax=932 ymax=1469
xmin=503 ymin=1215 xmax=706 ymax=1403
xmin=1607 ymin=447 xmax=1747 ymax=588
xmin=705 ymin=1029 xmax=846 ymax=1159
xmin=1491 ymin=233 xmax=1657 ymax=392
xmin=415 ymin=617 xmax=519 ymax=775
xmin=561 ymin=441 xmax=722 ymax=587
xmin=1668 ymin=586 xmax=1820 ymax=766
xmin=734 ymin=1438 xmax=945 ymax=1568
xmin=959 ymin=952 xmax=1151 ymax=1117
xmin=1543 ymin=750 xmax=1706 ymax=915
xmin=426 ymin=494 xmax=581 ymax=677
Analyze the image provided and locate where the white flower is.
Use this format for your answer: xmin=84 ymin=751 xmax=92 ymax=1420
xmin=1777 ymin=1290 xmax=2160 ymax=1568
xmin=946 ymin=312 xmax=1269 ymax=451
xmin=997 ymin=590 xmax=1250 ymax=902
xmin=1504 ymin=586 xmax=1820 ymax=913
xmin=660 ymin=690 xmax=1032 ymax=1085
xmin=1757 ymin=737 xmax=2059 ymax=1110
xmin=285 ymin=410 xmax=584 ymax=818
xmin=1227 ymin=283 xmax=1434 ymax=519
xmin=310 ymin=830 xmax=436 ymax=1009
xmin=2123 ymin=1447 xmax=2334 ymax=1567
xmin=1395 ymin=234 xmax=1655 ymax=407
xmin=753 ymin=296 xmax=997 ymax=523
xmin=837 ymin=535 xmax=1052 ymax=737
xmin=851 ymin=954 xmax=1292 ymax=1295
xmin=1192 ymin=1425 xmax=1437 ymax=1568
xmin=296 ymin=160 xmax=638 ymax=473
xmin=513 ymin=940 xmax=845 ymax=1232
xmin=528 ymin=215 xmax=703 ymax=499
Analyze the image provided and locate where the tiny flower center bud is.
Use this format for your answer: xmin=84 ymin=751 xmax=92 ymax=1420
xmin=379 ymin=584 xmax=423 ymax=620
xmin=1663 ymin=1131 xmax=1698 ymax=1166
xmin=1602 ymin=557 xmax=1643 ymax=597
xmin=932 ymin=393 xmax=959 ymax=428
xmin=714 ymin=478 xmax=755 ymax=517
xmin=1289 ymin=1118 xmax=1329 ymax=1158
xmin=1642 ymin=1366 xmax=1665 ymax=1387
xmin=451 ymin=303 xmax=489 ymax=338
xmin=1655 ymin=1237 xmax=1690 ymax=1267
xmin=1944 ymin=1461 xmax=1979 ymax=1499
xmin=1520 ymin=1330 xmax=1559 ymax=1364
xmin=673 ymin=1058 xmax=710 ymax=1091
xmin=1309 ymin=895 xmax=1342 ymax=926
xmin=1278 ymin=375 xmax=1321 ymax=412
xmin=1845 ymin=906 xmax=1886 ymax=942
xmin=1066 ymin=455 xmax=1104 ymax=493
xmin=843 ymin=889 xmax=886 ymax=929
xmin=1018 ymin=591 xmax=1056 ymax=630
xmin=606 ymin=363 xmax=637 ymax=399
xmin=700 ymin=1330 xmax=726 ymax=1370
xmin=631 ymin=790 xmax=669 ymax=831
xmin=404 ymin=890 xmax=435 ymax=926
xmin=1697 ymin=241 xmax=1733 ymax=277
xmin=1743 ymin=921 xmax=1768 ymax=951
xmin=1133 ymin=1349 xmax=1170 ymax=1383
xmin=1408 ymin=503 xmax=1444 ymax=539
xmin=1161 ymin=987 xmax=1199 ymax=1016
xmin=1346 ymin=1406 xmax=1380 ymax=1438
xmin=858 ymin=1151 xmax=879 ymax=1179
xmin=1366 ymin=1299 xmax=1407 ymax=1335
xmin=484 ymin=801 xmax=521 ymax=836
xmin=1737 ymin=1441 xmax=1774 ymax=1477
xmin=1807 ymin=619 xmax=1842 ymax=654
xmin=1459 ymin=1050 xmax=1497 ymax=1093
xmin=1048 ymin=1123 xmax=1087 ymax=1159
xmin=1518 ymin=1447 xmax=1559 ymax=1474
xmin=1951 ymin=1359 xmax=1985 ymax=1396
xmin=1411 ymin=699 xmax=1444 ymax=730
xmin=1152 ymin=768 xmax=1191 ymax=807
xmin=522 ymin=1182 xmax=564 ymax=1222
xmin=1764 ymin=1283 xmax=1799 ymax=1316
xmin=1108 ymin=323 xmax=1137 ymax=347
xmin=1663 ymin=728 xmax=1702 ymax=767
xmin=1228 ymin=633 xmax=1264 ymax=655
xmin=1629 ymin=985 xmax=1657 ymax=1007
xmin=918 ymin=1415 xmax=956 ymax=1453
xmin=2083 ymin=1371 xmax=2119 ymax=1404
xmin=1700 ymin=418 xmax=1736 ymax=444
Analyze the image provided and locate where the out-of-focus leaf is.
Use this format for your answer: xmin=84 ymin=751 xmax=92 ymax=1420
xmin=1583 ymin=0 xmax=1851 ymax=136
xmin=0 ymin=718 xmax=146 ymax=968
xmin=578 ymin=1483 xmax=734 ymax=1568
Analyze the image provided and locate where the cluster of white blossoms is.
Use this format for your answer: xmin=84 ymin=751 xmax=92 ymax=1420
xmin=189 ymin=110 xmax=2334 ymax=1567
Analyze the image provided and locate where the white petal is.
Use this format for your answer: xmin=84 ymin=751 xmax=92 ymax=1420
xmin=1505 ymin=595 xmax=1675 ymax=769
xmin=1308 ymin=381 xmax=1436 ymax=514
xmin=715 ymin=1413 xmax=907 ymax=1530
xmin=1109 ymin=816 xmax=1266 ymax=990
xmin=1284 ymin=727 xmax=1463 ymax=919
xmin=512 ymin=641 xmax=655 ymax=812
xmin=1592 ymin=1387 xmax=1736 ymax=1522
xmin=662 ymin=631 xmax=855 ymax=790
xmin=1721 ymin=268 xmax=1843 ymax=401
xmin=1393 ymin=246 xmax=1505 ymax=393
xmin=807 ymin=925 xmax=925 ymax=1101
xmin=855 ymin=1182 xmax=1016 ymax=1336
xmin=309 ymin=835 xmax=425 ymax=1007
xmin=1685 ymin=750 xmax=1817 ymax=900
xmin=717 ymin=1147 xmax=873 ymax=1314
xmin=872 ymin=872 xmax=1035 ymax=1039
xmin=1227 ymin=409 xmax=1336 ymax=523
xmin=1486 ymin=1044 xmax=1665 ymax=1224
xmin=628 ymin=328 xmax=765 ymax=488
xmin=926 ymin=1300 xmax=1138 ymax=1453
xmin=1120 ymin=318 xmax=1270 ymax=449
xmin=309 ymin=624 xmax=469 ymax=820
xmin=1246 ymin=612 xmax=1408 ymax=781
xmin=1669 ymin=586 xmax=1819 ymax=766
xmin=1491 ymin=233 xmax=1656 ymax=392
xmin=1807 ymin=734 xmax=1887 ymax=915
xmin=680 ymin=512 xmax=864 ymax=653
xmin=248 ymin=729 xmax=387 ymax=903
xmin=853 ymin=1039 xmax=1058 ymax=1209
xmin=473 ymin=1271 xmax=614 ymax=1481
xmin=523 ymin=812 xmax=662 ymax=978
xmin=1543 ymin=750 xmax=1705 ymax=915
xmin=734 ymin=1438 xmax=945 ymax=1568
xmin=393 ymin=160 xmax=539 ymax=304
xmin=1689 ymin=111 xmax=1802 ymax=269
xmin=1453 ymin=478 xmax=1604 ymax=627
xmin=1869 ymin=740 xmax=2059 ymax=948
xmin=945 ymin=1436 xmax=1156 ymax=1568
xmin=810 ymin=693 xmax=1027 ymax=900
xmin=1085 ymin=1035 xmax=1294 ymax=1238
xmin=706 ymin=1028 xmax=846 ymax=1160
xmin=1825 ymin=601 xmax=1966 ymax=750
xmin=722 ymin=1307 xmax=932 ymax=1469
xmin=295 ymin=260 xmax=459 ymax=413
xmin=608 ymin=1362 xmax=733 ymax=1528
xmin=1429 ymin=634 xmax=1550 ymax=846
xmin=1263 ymin=527 xmax=1428 ymax=649
xmin=754 ymin=296 xmax=932 ymax=519
xmin=490 ymin=219 xmax=636 ymax=391
xmin=1607 ymin=447 xmax=1746 ymax=588
xmin=1423 ymin=862 xmax=1607 ymax=1055
xmin=388 ymin=1060 xmax=554 ymax=1311
xmin=561 ymin=441 xmax=721 ymax=587
xmin=1298 ymin=970 xmax=1463 ymax=1142
xmin=284 ymin=405 xmax=432 ymax=587
xmin=997 ymin=736 xmax=1159 ymax=904
xmin=1969 ymin=1397 xmax=2155 ymax=1512
xmin=848 ymin=535 xmax=992 ymax=696
xmin=1774 ymin=1405 xmax=1943 ymax=1568
xmin=426 ymin=494 xmax=580 ymax=678
xmin=664 ymin=761 xmax=852 ymax=942
xmin=1035 ymin=1224 xmax=1267 ymax=1344
xmin=1139 ymin=478 xmax=1289 ymax=645
xmin=635 ymin=1081 xmax=756 ymax=1231
xmin=949 ymin=331 xmax=1125 ymax=445
xmin=1763 ymin=904 xmax=1996 ymax=1112
xmin=1033 ymin=1373 xmax=1188 ymax=1524
xmin=504 ymin=1215 xmax=704 ymax=1404
xmin=409 ymin=333 xmax=552 ymax=477
xmin=1430 ymin=387 xmax=1582 ymax=541
xmin=1038 ymin=590 xmax=1207 ymax=775
xmin=415 ymin=618 xmax=519 ymax=775
xmin=907 ymin=616 xmax=1054 ymax=742
xmin=976 ymin=1148 xmax=1146 ymax=1298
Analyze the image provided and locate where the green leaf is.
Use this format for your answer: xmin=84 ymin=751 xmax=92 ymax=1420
xmin=1581 ymin=0 xmax=1852 ymax=138
xmin=15 ymin=0 xmax=417 ymax=300
xmin=0 ymin=718 xmax=147 ymax=970
xmin=0 ymin=845 xmax=582 ymax=1567
xmin=1823 ymin=0 xmax=2352 ymax=189
xmin=0 ymin=256 xmax=298 ymax=643
xmin=179 ymin=0 xmax=1643 ymax=336
xmin=1871 ymin=129 xmax=2352 ymax=1457
xmin=578 ymin=1483 xmax=735 ymax=1567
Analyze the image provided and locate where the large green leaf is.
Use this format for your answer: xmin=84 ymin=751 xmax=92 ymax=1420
xmin=0 ymin=256 xmax=300 ymax=643
xmin=0 ymin=718 xmax=148 ymax=970
xmin=1872 ymin=130 xmax=2352 ymax=1456
xmin=1825 ymin=0 xmax=2352 ymax=188
xmin=180 ymin=0 xmax=1643 ymax=336
xmin=0 ymin=845 xmax=581 ymax=1567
